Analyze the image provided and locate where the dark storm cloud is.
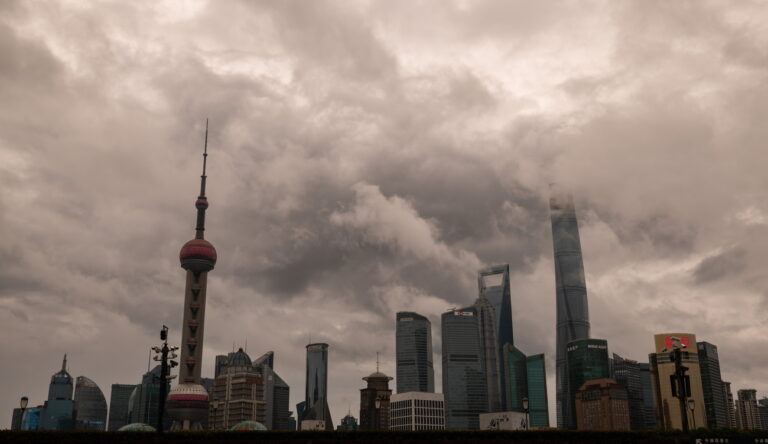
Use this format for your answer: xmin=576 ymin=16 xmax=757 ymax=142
xmin=2 ymin=0 xmax=768 ymax=429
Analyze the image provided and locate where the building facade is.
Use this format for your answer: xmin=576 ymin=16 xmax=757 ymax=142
xmin=301 ymin=343 xmax=333 ymax=430
xmin=390 ymin=392 xmax=445 ymax=431
xmin=575 ymin=378 xmax=631 ymax=431
xmin=612 ymin=354 xmax=650 ymax=430
xmin=208 ymin=348 xmax=267 ymax=430
xmin=441 ymin=307 xmax=487 ymax=430
xmin=108 ymin=384 xmax=136 ymax=430
xmin=723 ymin=381 xmax=736 ymax=428
xmin=337 ymin=413 xmax=359 ymax=430
xmin=550 ymin=193 xmax=591 ymax=429
xmin=697 ymin=342 xmax=728 ymax=428
xmin=40 ymin=355 xmax=74 ymax=430
xmin=73 ymin=376 xmax=107 ymax=430
xmin=638 ymin=363 xmax=657 ymax=430
xmin=566 ymin=339 xmax=609 ymax=430
xmin=735 ymin=389 xmax=760 ymax=430
xmin=359 ymin=370 xmax=393 ymax=430
xmin=396 ymin=312 xmax=435 ymax=394
xmin=166 ymin=123 xmax=218 ymax=431
xmin=502 ymin=345 xmax=549 ymax=428
xmin=758 ymin=398 xmax=768 ymax=430
xmin=127 ymin=365 xmax=171 ymax=429
xmin=648 ymin=333 xmax=707 ymax=430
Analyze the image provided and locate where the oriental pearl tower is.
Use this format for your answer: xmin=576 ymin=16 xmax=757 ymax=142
xmin=166 ymin=121 xmax=217 ymax=431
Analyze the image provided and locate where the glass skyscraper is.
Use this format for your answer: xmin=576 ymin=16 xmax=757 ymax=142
xmin=73 ymin=376 xmax=108 ymax=430
xmin=395 ymin=312 xmax=434 ymax=393
xmin=477 ymin=265 xmax=513 ymax=411
xmin=566 ymin=338 xmax=609 ymax=430
xmin=41 ymin=355 xmax=74 ymax=430
xmin=108 ymin=384 xmax=136 ymax=431
xmin=550 ymin=193 xmax=591 ymax=429
xmin=638 ymin=363 xmax=657 ymax=430
xmin=526 ymin=354 xmax=549 ymax=428
xmin=612 ymin=353 xmax=649 ymax=430
xmin=697 ymin=341 xmax=728 ymax=428
xmin=441 ymin=307 xmax=487 ymax=430
xmin=301 ymin=343 xmax=333 ymax=430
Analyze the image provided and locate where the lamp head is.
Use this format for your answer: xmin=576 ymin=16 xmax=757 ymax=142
xmin=20 ymin=396 xmax=28 ymax=409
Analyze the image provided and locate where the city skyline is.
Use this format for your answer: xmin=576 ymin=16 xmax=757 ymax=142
xmin=2 ymin=0 xmax=768 ymax=430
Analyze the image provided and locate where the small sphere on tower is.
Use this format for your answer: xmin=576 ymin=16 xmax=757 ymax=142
xmin=179 ymin=239 xmax=217 ymax=273
xmin=195 ymin=198 xmax=208 ymax=210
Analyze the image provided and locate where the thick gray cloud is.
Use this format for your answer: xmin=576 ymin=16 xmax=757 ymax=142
xmin=1 ymin=0 xmax=767 ymax=429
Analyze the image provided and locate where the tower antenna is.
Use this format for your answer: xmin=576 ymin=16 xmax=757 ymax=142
xmin=376 ymin=351 xmax=379 ymax=372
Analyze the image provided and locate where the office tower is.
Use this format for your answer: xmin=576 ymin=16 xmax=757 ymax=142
xmin=108 ymin=384 xmax=136 ymax=430
xmin=441 ymin=307 xmax=487 ymax=430
xmin=166 ymin=122 xmax=217 ymax=431
xmin=40 ymin=355 xmax=75 ymax=430
xmin=390 ymin=392 xmax=445 ymax=431
xmin=723 ymin=381 xmax=736 ymax=428
xmin=300 ymin=343 xmax=333 ymax=430
xmin=501 ymin=346 xmax=549 ymax=428
xmin=638 ymin=363 xmax=657 ymax=430
xmin=359 ymin=369 xmax=393 ymax=430
xmin=338 ymin=412 xmax=359 ymax=430
xmin=758 ymin=398 xmax=768 ymax=430
xmin=20 ymin=407 xmax=43 ymax=430
xmin=648 ymin=333 xmax=707 ymax=430
xmin=565 ymin=338 xmax=609 ymax=430
xmin=396 ymin=312 xmax=434 ymax=393
xmin=575 ymin=378 xmax=630 ymax=430
xmin=697 ymin=342 xmax=728 ymax=428
xmin=127 ymin=365 xmax=170 ymax=428
xmin=612 ymin=354 xmax=648 ymax=430
xmin=476 ymin=264 xmax=513 ymax=412
xmin=550 ymin=193 xmax=591 ymax=429
xmin=735 ymin=389 xmax=760 ymax=430
xmin=11 ymin=408 xmax=24 ymax=430
xmin=287 ymin=411 xmax=296 ymax=430
xmin=272 ymin=372 xmax=291 ymax=430
xmin=208 ymin=348 xmax=267 ymax=430
xmin=73 ymin=376 xmax=107 ymax=430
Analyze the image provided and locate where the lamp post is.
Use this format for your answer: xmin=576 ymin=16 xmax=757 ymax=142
xmin=19 ymin=396 xmax=28 ymax=430
xmin=374 ymin=396 xmax=382 ymax=431
xmin=522 ymin=397 xmax=530 ymax=430
xmin=687 ymin=399 xmax=696 ymax=430
xmin=670 ymin=337 xmax=690 ymax=433
xmin=153 ymin=325 xmax=178 ymax=433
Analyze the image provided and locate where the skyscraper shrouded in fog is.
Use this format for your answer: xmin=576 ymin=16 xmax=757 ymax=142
xmin=441 ymin=307 xmax=487 ymax=430
xmin=301 ymin=343 xmax=333 ymax=430
xmin=166 ymin=122 xmax=218 ymax=431
xmin=697 ymin=341 xmax=728 ymax=429
xmin=73 ymin=376 xmax=108 ymax=430
xmin=108 ymin=384 xmax=136 ymax=430
xmin=550 ymin=193 xmax=591 ymax=429
xmin=396 ymin=312 xmax=434 ymax=393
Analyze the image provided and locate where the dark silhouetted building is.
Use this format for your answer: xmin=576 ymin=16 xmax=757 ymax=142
xmin=550 ymin=193 xmax=591 ymax=429
xmin=502 ymin=345 xmax=549 ymax=428
xmin=441 ymin=307 xmax=486 ymax=430
xmin=697 ymin=341 xmax=728 ymax=428
xmin=396 ymin=312 xmax=434 ymax=393
xmin=300 ymin=343 xmax=333 ymax=430
xmin=575 ymin=378 xmax=630 ymax=430
xmin=359 ymin=370 xmax=392 ymax=430
xmin=612 ymin=353 xmax=650 ymax=430
xmin=736 ymin=389 xmax=760 ymax=430
xmin=127 ymin=365 xmax=170 ymax=429
xmin=638 ymin=363 xmax=657 ymax=430
xmin=758 ymin=398 xmax=768 ymax=430
xmin=723 ymin=381 xmax=736 ymax=428
xmin=566 ymin=339 xmax=609 ymax=430
xmin=337 ymin=412 xmax=359 ymax=430
xmin=40 ymin=355 xmax=74 ymax=430
xmin=74 ymin=376 xmax=107 ymax=430
xmin=108 ymin=384 xmax=136 ymax=431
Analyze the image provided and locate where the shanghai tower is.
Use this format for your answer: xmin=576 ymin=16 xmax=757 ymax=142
xmin=550 ymin=193 xmax=590 ymax=429
xmin=166 ymin=121 xmax=218 ymax=431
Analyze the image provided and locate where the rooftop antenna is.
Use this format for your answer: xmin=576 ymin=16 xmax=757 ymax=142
xmin=147 ymin=348 xmax=151 ymax=372
xmin=245 ymin=337 xmax=248 ymax=353
xmin=376 ymin=351 xmax=380 ymax=372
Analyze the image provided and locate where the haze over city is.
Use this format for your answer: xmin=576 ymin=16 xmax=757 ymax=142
xmin=1 ymin=0 xmax=767 ymax=430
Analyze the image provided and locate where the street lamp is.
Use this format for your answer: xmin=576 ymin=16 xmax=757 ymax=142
xmin=522 ymin=397 xmax=530 ymax=430
xmin=153 ymin=325 xmax=178 ymax=433
xmin=374 ymin=396 xmax=382 ymax=431
xmin=687 ymin=399 xmax=696 ymax=430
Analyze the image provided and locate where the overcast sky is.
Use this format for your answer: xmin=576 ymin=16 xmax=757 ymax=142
xmin=2 ymin=0 xmax=768 ymax=429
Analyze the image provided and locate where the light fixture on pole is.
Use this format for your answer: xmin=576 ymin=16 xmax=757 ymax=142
xmin=19 ymin=396 xmax=28 ymax=430
xmin=522 ymin=397 xmax=530 ymax=430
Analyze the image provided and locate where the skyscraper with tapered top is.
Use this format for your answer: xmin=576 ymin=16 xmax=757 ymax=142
xmin=550 ymin=193 xmax=590 ymax=428
xmin=166 ymin=121 xmax=218 ymax=431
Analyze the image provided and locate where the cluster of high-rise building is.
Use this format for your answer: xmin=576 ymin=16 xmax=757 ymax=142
xmin=7 ymin=129 xmax=768 ymax=433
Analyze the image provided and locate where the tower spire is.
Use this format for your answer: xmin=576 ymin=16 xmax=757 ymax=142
xmin=194 ymin=119 xmax=210 ymax=240
xmin=62 ymin=354 xmax=67 ymax=371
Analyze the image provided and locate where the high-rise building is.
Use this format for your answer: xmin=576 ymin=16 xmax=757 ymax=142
xmin=127 ymin=365 xmax=170 ymax=428
xmin=73 ymin=376 xmax=107 ymax=430
xmin=723 ymin=381 xmax=736 ymax=428
xmin=565 ymin=338 xmax=609 ymax=430
xmin=208 ymin=348 xmax=267 ymax=430
xmin=648 ymin=333 xmax=707 ymax=430
xmin=735 ymin=389 xmax=760 ymax=430
xmin=300 ymin=343 xmax=333 ymax=430
xmin=40 ymin=355 xmax=75 ymax=430
xmin=395 ymin=312 xmax=434 ymax=394
xmin=638 ymin=363 xmax=657 ymax=430
xmin=390 ymin=392 xmax=445 ymax=431
xmin=108 ymin=384 xmax=136 ymax=431
xmin=612 ymin=354 xmax=649 ymax=430
xmin=359 ymin=369 xmax=393 ymax=430
xmin=697 ymin=342 xmax=728 ymax=428
xmin=20 ymin=407 xmax=43 ymax=430
xmin=476 ymin=265 xmax=513 ymax=412
xmin=575 ymin=378 xmax=630 ymax=430
xmin=758 ymin=398 xmax=768 ymax=430
xmin=337 ymin=412 xmax=359 ymax=430
xmin=166 ymin=122 xmax=218 ymax=431
xmin=550 ymin=193 xmax=591 ymax=429
xmin=501 ymin=345 xmax=549 ymax=428
xmin=441 ymin=307 xmax=487 ymax=430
